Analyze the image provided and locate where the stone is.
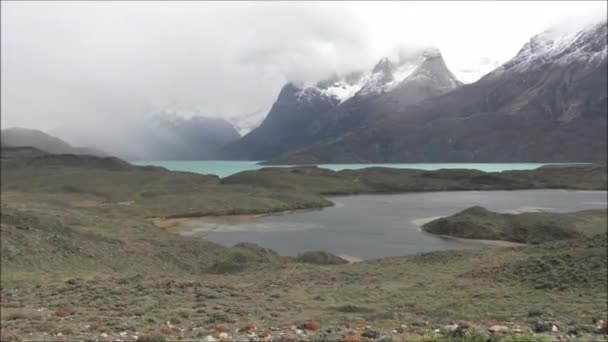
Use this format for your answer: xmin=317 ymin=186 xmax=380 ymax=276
xmin=488 ymin=325 xmax=509 ymax=333
xmin=361 ymin=328 xmax=380 ymax=339
xmin=396 ymin=325 xmax=408 ymax=333
xmin=204 ymin=336 xmax=217 ymax=342
xmin=218 ymin=332 xmax=229 ymax=340
xmin=534 ymin=322 xmax=555 ymax=333
xmin=597 ymin=320 xmax=607 ymax=334
xmin=440 ymin=324 xmax=459 ymax=335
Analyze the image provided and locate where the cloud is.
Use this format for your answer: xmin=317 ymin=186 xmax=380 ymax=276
xmin=1 ymin=1 xmax=606 ymax=137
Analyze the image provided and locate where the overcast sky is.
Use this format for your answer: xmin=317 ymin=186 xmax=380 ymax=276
xmin=1 ymin=1 xmax=606 ymax=133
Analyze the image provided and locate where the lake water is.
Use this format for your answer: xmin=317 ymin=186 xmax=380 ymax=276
xmin=184 ymin=190 xmax=607 ymax=260
xmin=131 ymin=160 xmax=569 ymax=178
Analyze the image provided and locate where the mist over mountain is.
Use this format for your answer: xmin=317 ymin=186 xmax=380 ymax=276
xmin=269 ymin=21 xmax=607 ymax=163
xmin=52 ymin=112 xmax=240 ymax=160
xmin=0 ymin=127 xmax=106 ymax=156
xmin=221 ymin=47 xmax=464 ymax=160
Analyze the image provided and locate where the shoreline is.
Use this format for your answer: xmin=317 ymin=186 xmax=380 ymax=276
xmin=434 ymin=234 xmax=527 ymax=247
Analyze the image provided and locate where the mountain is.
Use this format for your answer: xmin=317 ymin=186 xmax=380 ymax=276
xmin=269 ymin=21 xmax=608 ymax=164
xmin=0 ymin=127 xmax=106 ymax=156
xmin=51 ymin=113 xmax=240 ymax=161
xmin=221 ymin=48 xmax=463 ymax=160
xmin=143 ymin=113 xmax=241 ymax=160
xmin=224 ymin=109 xmax=268 ymax=136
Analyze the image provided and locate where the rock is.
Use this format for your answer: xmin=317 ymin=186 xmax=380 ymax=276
xmin=204 ymin=336 xmax=217 ymax=342
xmin=488 ymin=325 xmax=509 ymax=333
xmin=218 ymin=332 xmax=229 ymax=340
xmin=597 ymin=320 xmax=608 ymax=334
xmin=360 ymin=328 xmax=380 ymax=339
xmin=552 ymin=324 xmax=559 ymax=333
xmin=396 ymin=325 xmax=408 ymax=333
xmin=440 ymin=324 xmax=459 ymax=335
xmin=258 ymin=331 xmax=270 ymax=338
xmin=534 ymin=322 xmax=555 ymax=333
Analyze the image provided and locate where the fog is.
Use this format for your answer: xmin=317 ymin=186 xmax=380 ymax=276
xmin=1 ymin=1 xmax=606 ymax=154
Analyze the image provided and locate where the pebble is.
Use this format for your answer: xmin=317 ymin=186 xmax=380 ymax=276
xmin=218 ymin=332 xmax=229 ymax=340
xmin=204 ymin=335 xmax=217 ymax=342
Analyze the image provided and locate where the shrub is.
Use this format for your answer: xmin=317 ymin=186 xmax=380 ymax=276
xmin=137 ymin=333 xmax=167 ymax=342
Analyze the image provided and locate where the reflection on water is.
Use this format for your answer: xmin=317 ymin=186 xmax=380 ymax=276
xmin=187 ymin=190 xmax=607 ymax=260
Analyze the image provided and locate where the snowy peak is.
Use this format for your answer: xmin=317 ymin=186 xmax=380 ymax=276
xmin=403 ymin=49 xmax=463 ymax=89
xmin=290 ymin=47 xmax=462 ymax=104
xmin=501 ymin=20 xmax=607 ymax=73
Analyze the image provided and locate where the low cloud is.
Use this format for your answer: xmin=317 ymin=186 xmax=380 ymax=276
xmin=1 ymin=1 xmax=606 ymax=140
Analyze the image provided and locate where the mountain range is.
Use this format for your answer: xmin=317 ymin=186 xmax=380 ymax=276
xmin=223 ymin=21 xmax=607 ymax=163
xmin=5 ymin=22 xmax=606 ymax=163
xmin=11 ymin=113 xmax=241 ymax=161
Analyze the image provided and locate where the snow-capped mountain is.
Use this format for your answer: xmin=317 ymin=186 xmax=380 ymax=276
xmin=269 ymin=21 xmax=608 ymax=164
xmin=292 ymin=49 xmax=436 ymax=105
xmin=221 ymin=47 xmax=464 ymax=160
xmin=491 ymin=21 xmax=607 ymax=75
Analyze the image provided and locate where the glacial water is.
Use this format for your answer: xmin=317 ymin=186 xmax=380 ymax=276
xmin=131 ymin=160 xmax=569 ymax=178
xmin=184 ymin=190 xmax=607 ymax=260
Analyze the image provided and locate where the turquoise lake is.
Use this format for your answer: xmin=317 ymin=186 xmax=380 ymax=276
xmin=131 ymin=160 xmax=569 ymax=178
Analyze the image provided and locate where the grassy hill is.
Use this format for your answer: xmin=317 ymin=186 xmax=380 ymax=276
xmin=1 ymin=148 xmax=606 ymax=341
xmin=422 ymin=207 xmax=607 ymax=244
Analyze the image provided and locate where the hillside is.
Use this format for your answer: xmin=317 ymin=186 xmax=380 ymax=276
xmin=1 ymin=149 xmax=607 ymax=341
xmin=422 ymin=206 xmax=606 ymax=244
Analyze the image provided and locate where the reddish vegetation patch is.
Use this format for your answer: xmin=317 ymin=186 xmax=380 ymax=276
xmin=241 ymin=324 xmax=256 ymax=332
xmin=0 ymin=330 xmax=19 ymax=340
xmin=88 ymin=321 xmax=103 ymax=332
xmin=341 ymin=333 xmax=361 ymax=342
xmin=415 ymin=308 xmax=426 ymax=316
xmin=258 ymin=331 xmax=270 ymax=338
xmin=304 ymin=321 xmax=320 ymax=331
xmin=458 ymin=321 xmax=473 ymax=329
xmin=160 ymin=326 xmax=180 ymax=335
xmin=345 ymin=319 xmax=368 ymax=329
xmin=213 ymin=323 xmax=226 ymax=332
xmin=54 ymin=307 xmax=74 ymax=317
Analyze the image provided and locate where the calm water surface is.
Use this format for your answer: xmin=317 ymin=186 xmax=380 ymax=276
xmin=189 ymin=190 xmax=607 ymax=260
xmin=131 ymin=160 xmax=573 ymax=178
